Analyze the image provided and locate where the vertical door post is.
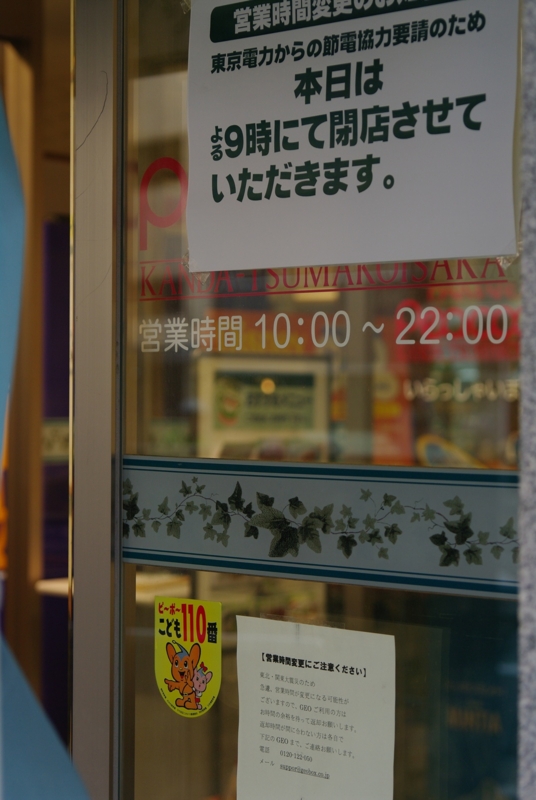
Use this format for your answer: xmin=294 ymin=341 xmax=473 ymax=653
xmin=72 ymin=0 xmax=119 ymax=796
xmin=520 ymin=0 xmax=536 ymax=796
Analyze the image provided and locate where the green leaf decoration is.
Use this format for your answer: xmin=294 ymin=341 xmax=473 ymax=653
xmin=445 ymin=512 xmax=474 ymax=545
xmin=309 ymin=505 xmax=334 ymax=534
xmin=298 ymin=517 xmax=322 ymax=553
xmin=269 ymin=516 xmax=294 ymax=533
xmin=440 ymin=547 xmax=460 ymax=567
xmin=204 ymin=523 xmax=216 ymax=540
xmin=257 ymin=492 xmax=275 ymax=509
xmin=385 ymin=523 xmax=402 ymax=544
xmin=423 ymin=505 xmax=436 ymax=522
xmin=245 ymin=523 xmax=259 ymax=539
xmin=289 ymin=497 xmax=307 ymax=519
xmin=179 ymin=480 xmax=192 ymax=498
xmin=123 ymin=493 xmax=140 ymax=521
xmin=251 ymin=505 xmax=286 ymax=531
xmin=212 ymin=501 xmax=231 ymax=531
xmin=363 ymin=513 xmax=376 ymax=531
xmin=444 ymin=496 xmax=464 ymax=516
xmin=367 ymin=528 xmax=383 ymax=545
xmin=499 ymin=517 xmax=517 ymax=540
xmin=216 ymin=531 xmax=230 ymax=546
xmin=337 ymin=534 xmax=357 ymax=559
xmin=303 ymin=529 xmax=322 ymax=554
xmin=228 ymin=482 xmax=245 ymax=512
xmin=269 ymin=525 xmax=300 ymax=558
xmin=167 ymin=519 xmax=182 ymax=539
xmin=464 ymin=544 xmax=483 ymax=565
xmin=120 ymin=480 xmax=512 ymax=570
xmin=158 ymin=497 xmax=170 ymax=515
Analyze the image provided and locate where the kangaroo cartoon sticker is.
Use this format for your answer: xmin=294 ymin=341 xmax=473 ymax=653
xmin=155 ymin=597 xmax=221 ymax=718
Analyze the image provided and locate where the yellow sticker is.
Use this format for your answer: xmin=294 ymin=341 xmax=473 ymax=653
xmin=155 ymin=597 xmax=222 ymax=717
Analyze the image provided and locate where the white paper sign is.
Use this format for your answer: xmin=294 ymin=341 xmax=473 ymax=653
xmin=236 ymin=616 xmax=395 ymax=799
xmin=187 ymin=0 xmax=518 ymax=273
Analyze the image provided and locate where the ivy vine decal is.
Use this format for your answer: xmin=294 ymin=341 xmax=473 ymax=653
xmin=122 ymin=477 xmax=518 ymax=567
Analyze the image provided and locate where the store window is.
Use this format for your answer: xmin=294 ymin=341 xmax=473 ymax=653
xmin=121 ymin=2 xmax=520 ymax=798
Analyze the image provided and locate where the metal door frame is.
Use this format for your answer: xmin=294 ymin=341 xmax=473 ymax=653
xmin=72 ymin=0 xmax=123 ymax=796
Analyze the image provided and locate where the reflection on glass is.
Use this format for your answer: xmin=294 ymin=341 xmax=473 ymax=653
xmin=125 ymin=8 xmax=519 ymax=470
xmin=130 ymin=567 xmax=517 ymax=800
xmin=122 ymin=1 xmax=519 ymax=799
xmin=129 ymin=258 xmax=519 ymax=469
xmin=125 ymin=2 xmax=520 ymax=471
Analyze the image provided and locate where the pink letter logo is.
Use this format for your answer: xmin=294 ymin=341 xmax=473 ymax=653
xmin=139 ymin=157 xmax=188 ymax=251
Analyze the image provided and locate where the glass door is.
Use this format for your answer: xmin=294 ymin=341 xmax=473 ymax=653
xmin=117 ymin=1 xmax=521 ymax=797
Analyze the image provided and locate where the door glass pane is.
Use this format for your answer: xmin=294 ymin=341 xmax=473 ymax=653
xmin=126 ymin=568 xmax=516 ymax=799
xmin=121 ymin=2 xmax=520 ymax=798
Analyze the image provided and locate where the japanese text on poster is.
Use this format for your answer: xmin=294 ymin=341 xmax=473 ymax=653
xmin=187 ymin=0 xmax=518 ymax=272
xmin=236 ymin=616 xmax=395 ymax=799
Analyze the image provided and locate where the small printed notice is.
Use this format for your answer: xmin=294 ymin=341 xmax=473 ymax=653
xmin=236 ymin=616 xmax=395 ymax=799
xmin=154 ymin=597 xmax=222 ymax=717
xmin=187 ymin=0 xmax=518 ymax=273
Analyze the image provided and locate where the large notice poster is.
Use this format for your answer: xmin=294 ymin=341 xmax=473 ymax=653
xmin=187 ymin=0 xmax=519 ymax=273
xmin=236 ymin=616 xmax=395 ymax=799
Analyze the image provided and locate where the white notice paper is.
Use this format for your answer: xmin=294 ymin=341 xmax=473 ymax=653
xmin=187 ymin=0 xmax=519 ymax=273
xmin=236 ymin=616 xmax=395 ymax=800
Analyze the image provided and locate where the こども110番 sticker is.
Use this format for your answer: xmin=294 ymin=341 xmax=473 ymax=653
xmin=155 ymin=597 xmax=222 ymax=717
